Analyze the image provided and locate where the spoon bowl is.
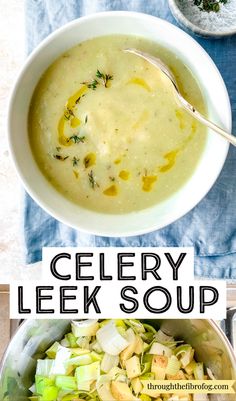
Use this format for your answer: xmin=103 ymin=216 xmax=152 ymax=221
xmin=124 ymin=48 xmax=236 ymax=147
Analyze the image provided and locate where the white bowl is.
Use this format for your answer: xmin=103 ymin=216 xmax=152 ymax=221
xmin=8 ymin=11 xmax=231 ymax=237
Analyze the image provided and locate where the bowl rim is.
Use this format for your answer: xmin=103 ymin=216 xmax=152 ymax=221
xmin=7 ymin=10 xmax=231 ymax=237
xmin=168 ymin=0 xmax=236 ymax=38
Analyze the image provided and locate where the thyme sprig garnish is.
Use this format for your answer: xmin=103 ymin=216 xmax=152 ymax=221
xmin=88 ymin=170 xmax=99 ymax=189
xmin=82 ymin=69 xmax=113 ymax=90
xmin=87 ymin=79 xmax=99 ymax=90
xmin=194 ymin=0 xmax=228 ymax=12
xmin=96 ymin=69 xmax=113 ymax=87
xmin=69 ymin=135 xmax=85 ymax=144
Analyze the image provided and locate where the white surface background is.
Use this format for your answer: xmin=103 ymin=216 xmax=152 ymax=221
xmin=0 ymin=0 xmax=41 ymax=281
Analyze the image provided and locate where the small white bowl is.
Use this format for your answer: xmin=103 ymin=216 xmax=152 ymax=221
xmin=169 ymin=0 xmax=236 ymax=38
xmin=8 ymin=11 xmax=231 ymax=237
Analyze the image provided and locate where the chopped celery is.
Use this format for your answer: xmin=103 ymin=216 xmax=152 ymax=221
xmin=70 ymin=348 xmax=90 ymax=356
xmin=65 ymin=333 xmax=77 ymax=348
xmin=46 ymin=342 xmax=60 ymax=359
xmin=64 ymin=353 xmax=93 ymax=367
xmin=41 ymin=385 xmax=58 ymax=401
xmin=50 ymin=346 xmax=71 ymax=376
xmin=35 ymin=376 xmax=55 ymax=395
xmin=36 ymin=360 xmax=54 ymax=376
xmin=75 ymin=361 xmax=100 ymax=383
xmin=55 ymin=376 xmax=77 ymax=390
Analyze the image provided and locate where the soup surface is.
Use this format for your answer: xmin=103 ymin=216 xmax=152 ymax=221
xmin=29 ymin=35 xmax=206 ymax=214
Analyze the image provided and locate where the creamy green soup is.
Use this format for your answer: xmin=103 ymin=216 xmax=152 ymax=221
xmin=29 ymin=35 xmax=206 ymax=214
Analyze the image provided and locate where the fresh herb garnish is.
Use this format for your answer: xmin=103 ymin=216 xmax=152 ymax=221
xmin=82 ymin=79 xmax=99 ymax=90
xmin=96 ymin=69 xmax=113 ymax=87
xmin=85 ymin=115 xmax=88 ymax=124
xmin=69 ymin=135 xmax=85 ymax=144
xmin=53 ymin=154 xmax=69 ymax=161
xmin=88 ymin=170 xmax=99 ymax=189
xmin=72 ymin=156 xmax=79 ymax=167
xmin=83 ymin=70 xmax=113 ymax=90
xmin=109 ymin=176 xmax=115 ymax=182
xmin=194 ymin=0 xmax=228 ymax=12
xmin=56 ymin=146 xmax=61 ymax=152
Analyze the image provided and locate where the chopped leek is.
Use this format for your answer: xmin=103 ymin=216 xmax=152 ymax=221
xmin=149 ymin=342 xmax=173 ymax=357
xmin=96 ymin=320 xmax=129 ymax=355
xmin=36 ymin=359 xmax=54 ymax=376
xmin=166 ymin=355 xmax=181 ymax=376
xmin=72 ymin=320 xmax=99 ymax=337
xmin=50 ymin=346 xmax=72 ymax=376
xmin=101 ymin=353 xmax=119 ymax=373
xmin=193 ymin=362 xmax=204 ymax=380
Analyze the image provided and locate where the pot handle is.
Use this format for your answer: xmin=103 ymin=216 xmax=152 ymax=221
xmin=224 ymin=307 xmax=236 ymax=348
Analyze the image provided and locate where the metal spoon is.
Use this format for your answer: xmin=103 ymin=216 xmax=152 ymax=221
xmin=124 ymin=48 xmax=236 ymax=147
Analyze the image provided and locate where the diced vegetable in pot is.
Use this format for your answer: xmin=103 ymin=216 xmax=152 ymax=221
xmin=28 ymin=320 xmax=212 ymax=401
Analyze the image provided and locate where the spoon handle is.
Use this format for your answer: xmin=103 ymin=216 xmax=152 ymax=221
xmin=178 ymin=93 xmax=236 ymax=147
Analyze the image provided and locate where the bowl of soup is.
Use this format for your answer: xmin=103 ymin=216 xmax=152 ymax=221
xmin=8 ymin=11 xmax=231 ymax=236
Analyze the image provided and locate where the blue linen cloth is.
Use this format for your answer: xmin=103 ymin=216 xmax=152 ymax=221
xmin=25 ymin=0 xmax=236 ymax=279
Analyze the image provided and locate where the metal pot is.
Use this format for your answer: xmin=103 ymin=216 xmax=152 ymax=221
xmin=0 ymin=318 xmax=235 ymax=401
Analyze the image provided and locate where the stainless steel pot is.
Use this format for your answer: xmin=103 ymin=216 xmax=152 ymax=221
xmin=0 ymin=318 xmax=235 ymax=401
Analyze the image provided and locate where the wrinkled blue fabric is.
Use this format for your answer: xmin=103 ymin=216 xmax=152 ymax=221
xmin=24 ymin=0 xmax=236 ymax=279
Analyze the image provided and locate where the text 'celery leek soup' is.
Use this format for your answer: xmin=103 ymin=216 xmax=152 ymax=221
xmin=29 ymin=35 xmax=206 ymax=214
